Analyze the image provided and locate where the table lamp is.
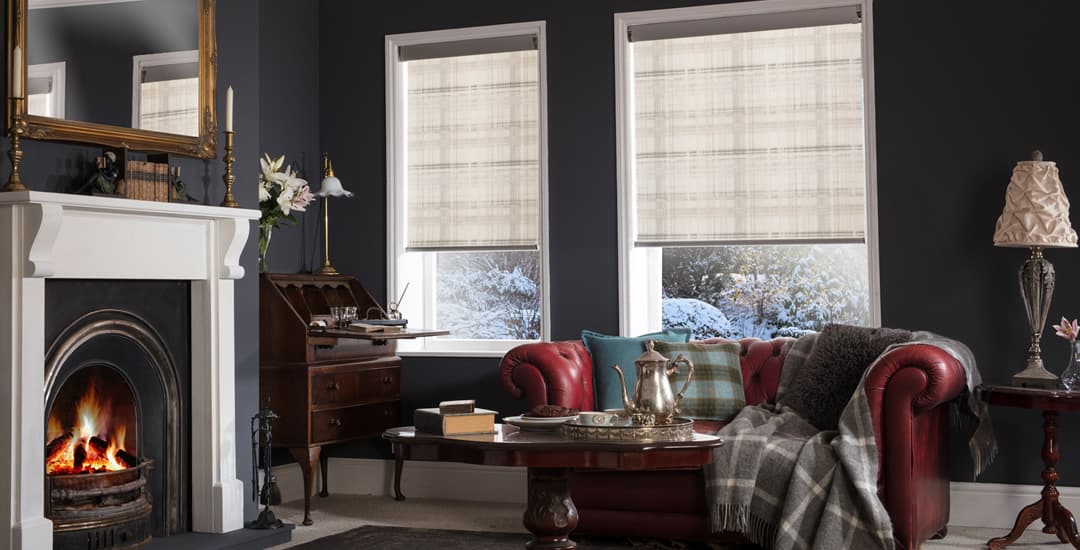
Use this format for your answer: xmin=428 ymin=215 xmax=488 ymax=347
xmin=993 ymin=150 xmax=1078 ymax=388
xmin=314 ymin=153 xmax=353 ymax=275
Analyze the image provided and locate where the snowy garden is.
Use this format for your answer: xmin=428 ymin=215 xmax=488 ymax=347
xmin=661 ymin=245 xmax=870 ymax=339
xmin=432 ymin=245 xmax=869 ymax=341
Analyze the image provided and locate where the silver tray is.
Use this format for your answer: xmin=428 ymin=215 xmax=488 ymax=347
xmin=559 ymin=417 xmax=694 ymax=442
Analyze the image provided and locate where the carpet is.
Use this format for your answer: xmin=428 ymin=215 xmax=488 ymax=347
xmin=288 ymin=525 xmax=742 ymax=549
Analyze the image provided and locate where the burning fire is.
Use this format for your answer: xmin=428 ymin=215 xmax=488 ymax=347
xmin=46 ymin=383 xmax=136 ymax=474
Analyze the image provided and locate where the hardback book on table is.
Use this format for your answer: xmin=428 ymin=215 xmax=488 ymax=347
xmin=414 ymin=407 xmax=497 ymax=436
xmin=347 ymin=321 xmax=404 ymax=334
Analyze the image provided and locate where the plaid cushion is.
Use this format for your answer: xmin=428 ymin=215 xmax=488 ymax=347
xmin=654 ymin=341 xmax=745 ymax=421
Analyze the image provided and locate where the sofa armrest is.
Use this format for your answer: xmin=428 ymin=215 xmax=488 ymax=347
xmin=864 ymin=344 xmax=967 ymax=444
xmin=500 ymin=340 xmax=596 ymax=411
xmin=862 ymin=343 xmax=967 ymax=548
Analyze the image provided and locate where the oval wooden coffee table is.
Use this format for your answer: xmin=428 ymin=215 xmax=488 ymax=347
xmin=383 ymin=424 xmax=723 ymax=549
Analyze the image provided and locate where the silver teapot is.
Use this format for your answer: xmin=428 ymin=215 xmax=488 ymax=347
xmin=611 ymin=340 xmax=694 ymax=424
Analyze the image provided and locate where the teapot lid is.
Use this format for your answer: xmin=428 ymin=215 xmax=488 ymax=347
xmin=636 ymin=340 xmax=669 ymax=363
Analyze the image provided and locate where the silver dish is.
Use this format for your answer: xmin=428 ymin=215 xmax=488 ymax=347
xmin=559 ymin=416 xmax=694 ymax=442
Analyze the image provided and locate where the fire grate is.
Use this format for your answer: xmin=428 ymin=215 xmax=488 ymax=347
xmin=46 ymin=459 xmax=154 ymax=550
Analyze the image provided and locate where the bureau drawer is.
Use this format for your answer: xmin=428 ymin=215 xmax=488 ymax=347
xmin=312 ymin=402 xmax=400 ymax=444
xmin=312 ymin=367 xmax=400 ymax=406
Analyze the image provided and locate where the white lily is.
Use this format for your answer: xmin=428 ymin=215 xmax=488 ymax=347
xmin=260 ymin=154 xmax=287 ymax=185
xmin=277 ymin=185 xmax=296 ymax=216
xmin=258 ymin=181 xmax=272 ymax=203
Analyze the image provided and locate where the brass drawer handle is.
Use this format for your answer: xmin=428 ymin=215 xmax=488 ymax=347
xmin=327 ymin=382 xmax=341 ymax=391
xmin=328 ymin=418 xmax=342 ymax=427
xmin=382 ymin=376 xmax=393 ymax=384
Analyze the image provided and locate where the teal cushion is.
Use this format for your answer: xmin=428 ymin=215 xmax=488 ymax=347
xmin=654 ymin=341 xmax=745 ymax=421
xmin=582 ymin=329 xmax=692 ymax=411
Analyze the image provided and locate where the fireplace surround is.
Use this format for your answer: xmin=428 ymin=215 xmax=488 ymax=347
xmin=0 ymin=191 xmax=258 ymax=550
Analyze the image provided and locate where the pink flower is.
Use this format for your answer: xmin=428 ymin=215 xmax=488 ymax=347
xmin=1053 ymin=317 xmax=1080 ymax=341
xmin=290 ymin=183 xmax=314 ymax=213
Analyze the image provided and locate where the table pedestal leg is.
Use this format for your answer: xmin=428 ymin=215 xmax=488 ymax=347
xmin=989 ymin=411 xmax=1080 ymax=549
xmin=522 ymin=467 xmax=579 ymax=550
xmin=393 ymin=458 xmax=406 ymax=501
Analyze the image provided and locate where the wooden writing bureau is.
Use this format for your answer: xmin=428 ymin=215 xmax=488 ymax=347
xmin=259 ymin=273 xmax=446 ymax=525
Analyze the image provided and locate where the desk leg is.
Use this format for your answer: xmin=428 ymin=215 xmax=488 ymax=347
xmin=289 ymin=446 xmax=321 ymax=526
xmin=319 ymin=452 xmax=330 ymax=498
xmin=523 ymin=467 xmax=579 ymax=550
xmin=989 ymin=411 xmax=1080 ymax=549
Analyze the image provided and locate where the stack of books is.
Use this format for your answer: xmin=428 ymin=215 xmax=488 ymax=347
xmin=413 ymin=400 xmax=496 ymax=435
xmin=120 ymin=159 xmax=171 ymax=202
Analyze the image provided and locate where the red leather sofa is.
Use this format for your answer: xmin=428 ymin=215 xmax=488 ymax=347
xmin=499 ymin=337 xmax=968 ymax=550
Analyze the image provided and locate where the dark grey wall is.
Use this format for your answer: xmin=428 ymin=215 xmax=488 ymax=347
xmin=316 ymin=0 xmax=1080 ymax=484
xmin=27 ymin=0 xmax=197 ymax=126
xmin=258 ymin=0 xmax=322 ymax=274
xmin=3 ymin=0 xmax=264 ymax=522
xmin=873 ymin=0 xmax=1080 ymax=483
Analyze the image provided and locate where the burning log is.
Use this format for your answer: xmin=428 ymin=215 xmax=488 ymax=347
xmin=73 ymin=445 xmax=86 ymax=472
xmin=88 ymin=436 xmax=109 ymax=455
xmin=46 ymin=432 xmax=73 ymax=458
xmin=116 ymin=450 xmax=138 ymax=469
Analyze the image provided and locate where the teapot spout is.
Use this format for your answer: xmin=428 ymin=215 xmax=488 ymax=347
xmin=610 ymin=364 xmax=635 ymax=412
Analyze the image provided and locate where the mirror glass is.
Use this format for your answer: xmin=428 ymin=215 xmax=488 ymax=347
xmin=26 ymin=0 xmax=200 ymax=136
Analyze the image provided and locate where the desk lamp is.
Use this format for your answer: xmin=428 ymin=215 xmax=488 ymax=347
xmin=314 ymin=153 xmax=353 ymax=275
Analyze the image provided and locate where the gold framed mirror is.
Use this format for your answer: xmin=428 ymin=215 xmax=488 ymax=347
xmin=7 ymin=0 xmax=217 ymax=159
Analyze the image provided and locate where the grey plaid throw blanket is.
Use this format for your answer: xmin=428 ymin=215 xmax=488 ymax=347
xmin=705 ymin=331 xmax=995 ymax=550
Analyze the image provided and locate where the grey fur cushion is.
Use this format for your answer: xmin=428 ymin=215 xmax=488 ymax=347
xmin=780 ymin=324 xmax=913 ymax=430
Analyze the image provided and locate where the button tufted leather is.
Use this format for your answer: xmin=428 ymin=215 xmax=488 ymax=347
xmin=499 ymin=340 xmax=595 ymax=412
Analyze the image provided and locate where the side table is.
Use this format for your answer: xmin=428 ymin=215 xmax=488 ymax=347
xmin=979 ymin=384 xmax=1080 ymax=549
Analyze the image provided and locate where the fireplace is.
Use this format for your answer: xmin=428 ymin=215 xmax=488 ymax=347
xmin=0 ymin=191 xmax=258 ymax=550
xmin=42 ymin=280 xmax=191 ymax=547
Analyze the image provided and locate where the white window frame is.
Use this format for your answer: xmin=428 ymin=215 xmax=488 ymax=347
xmin=27 ymin=61 xmax=66 ymax=119
xmin=615 ymin=0 xmax=881 ymax=336
xmin=131 ymin=49 xmax=199 ymax=131
xmin=385 ymin=21 xmax=551 ymax=357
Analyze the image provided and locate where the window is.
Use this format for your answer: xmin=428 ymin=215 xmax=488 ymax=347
xmin=132 ymin=50 xmax=199 ymax=136
xmin=616 ymin=1 xmax=879 ymax=339
xmin=386 ymin=22 xmax=549 ymax=355
xmin=27 ymin=62 xmax=65 ymax=119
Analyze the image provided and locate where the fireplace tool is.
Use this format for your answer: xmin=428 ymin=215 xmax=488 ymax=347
xmin=248 ymin=400 xmax=284 ymax=529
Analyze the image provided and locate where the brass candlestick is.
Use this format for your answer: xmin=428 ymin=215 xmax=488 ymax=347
xmin=4 ymin=97 xmax=28 ymax=192
xmin=220 ymin=130 xmax=238 ymax=207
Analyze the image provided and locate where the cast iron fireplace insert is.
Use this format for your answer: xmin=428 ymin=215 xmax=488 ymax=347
xmin=44 ymin=280 xmax=192 ymax=548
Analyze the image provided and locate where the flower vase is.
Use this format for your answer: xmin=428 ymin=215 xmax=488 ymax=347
xmin=258 ymin=224 xmax=273 ymax=273
xmin=1062 ymin=340 xmax=1080 ymax=391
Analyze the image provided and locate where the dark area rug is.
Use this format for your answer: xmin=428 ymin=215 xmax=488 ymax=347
xmin=289 ymin=525 xmax=753 ymax=549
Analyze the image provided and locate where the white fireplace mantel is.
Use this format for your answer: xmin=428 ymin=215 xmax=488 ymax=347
xmin=0 ymin=191 xmax=259 ymax=550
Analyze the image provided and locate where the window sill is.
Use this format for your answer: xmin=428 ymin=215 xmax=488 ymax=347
xmin=397 ymin=348 xmax=511 ymax=359
xmin=397 ymin=338 xmax=540 ymax=358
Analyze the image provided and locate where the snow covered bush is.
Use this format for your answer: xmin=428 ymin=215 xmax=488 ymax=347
xmin=435 ymin=251 xmax=541 ymax=340
xmin=662 ymin=298 xmax=737 ymax=340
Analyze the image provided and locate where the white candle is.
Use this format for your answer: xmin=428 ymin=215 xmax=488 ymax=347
xmin=12 ymin=45 xmax=22 ymax=98
xmin=225 ymin=85 xmax=233 ymax=132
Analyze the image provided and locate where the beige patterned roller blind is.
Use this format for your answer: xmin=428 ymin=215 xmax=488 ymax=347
xmin=405 ymin=48 xmax=539 ymax=251
xmin=632 ymin=22 xmax=867 ymax=246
